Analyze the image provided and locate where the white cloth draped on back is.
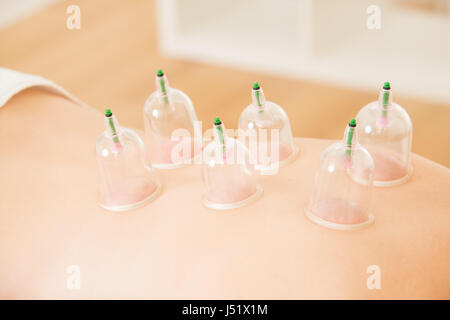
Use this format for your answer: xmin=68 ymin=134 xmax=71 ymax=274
xmin=0 ymin=67 xmax=86 ymax=108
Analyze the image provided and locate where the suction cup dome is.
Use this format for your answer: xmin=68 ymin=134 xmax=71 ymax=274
xmin=143 ymin=69 xmax=199 ymax=169
xmin=202 ymin=117 xmax=262 ymax=210
xmin=238 ymin=82 xmax=298 ymax=173
xmin=306 ymin=119 xmax=375 ymax=230
xmin=356 ymin=82 xmax=413 ymax=187
xmin=97 ymin=109 xmax=161 ymax=211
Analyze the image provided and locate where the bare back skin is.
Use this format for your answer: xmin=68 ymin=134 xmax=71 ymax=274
xmin=0 ymin=88 xmax=449 ymax=299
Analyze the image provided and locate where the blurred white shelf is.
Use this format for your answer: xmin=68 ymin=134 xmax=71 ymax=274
xmin=0 ymin=0 xmax=61 ymax=29
xmin=157 ymin=0 xmax=450 ymax=104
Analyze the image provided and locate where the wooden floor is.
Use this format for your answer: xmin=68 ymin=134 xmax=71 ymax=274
xmin=1 ymin=0 xmax=449 ymax=167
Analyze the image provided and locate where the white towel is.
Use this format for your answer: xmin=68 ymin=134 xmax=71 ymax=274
xmin=0 ymin=67 xmax=87 ymax=108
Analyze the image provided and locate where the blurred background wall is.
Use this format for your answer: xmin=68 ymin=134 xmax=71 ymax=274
xmin=0 ymin=0 xmax=449 ymax=166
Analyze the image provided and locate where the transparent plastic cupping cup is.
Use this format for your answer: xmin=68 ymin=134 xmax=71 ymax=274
xmin=238 ymin=82 xmax=298 ymax=172
xmin=306 ymin=119 xmax=375 ymax=231
xmin=97 ymin=109 xmax=161 ymax=211
xmin=356 ymin=82 xmax=413 ymax=187
xmin=202 ymin=117 xmax=263 ymax=210
xmin=143 ymin=69 xmax=199 ymax=169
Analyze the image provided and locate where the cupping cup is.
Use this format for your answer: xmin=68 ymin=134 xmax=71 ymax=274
xmin=238 ymin=82 xmax=298 ymax=173
xmin=143 ymin=69 xmax=199 ymax=169
xmin=97 ymin=109 xmax=161 ymax=211
xmin=202 ymin=117 xmax=263 ymax=210
xmin=356 ymin=82 xmax=413 ymax=186
xmin=306 ymin=119 xmax=375 ymax=230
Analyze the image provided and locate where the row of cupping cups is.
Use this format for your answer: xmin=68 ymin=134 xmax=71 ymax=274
xmin=96 ymin=69 xmax=413 ymax=231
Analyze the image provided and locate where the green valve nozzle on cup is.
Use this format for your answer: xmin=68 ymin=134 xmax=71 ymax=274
xmin=252 ymin=82 xmax=265 ymax=113
xmin=345 ymin=118 xmax=356 ymax=158
xmin=105 ymin=108 xmax=121 ymax=147
xmin=156 ymin=68 xmax=169 ymax=104
xmin=214 ymin=117 xmax=224 ymax=144
xmin=349 ymin=118 xmax=356 ymax=127
xmin=347 ymin=118 xmax=356 ymax=145
xmin=380 ymin=82 xmax=392 ymax=124
xmin=382 ymin=82 xmax=391 ymax=107
xmin=214 ymin=117 xmax=226 ymax=157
